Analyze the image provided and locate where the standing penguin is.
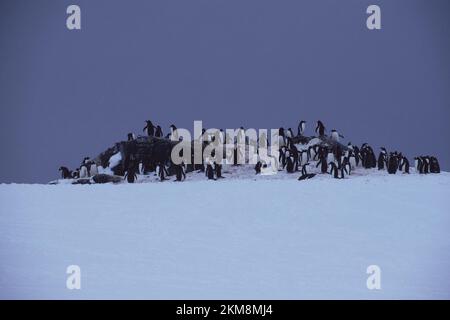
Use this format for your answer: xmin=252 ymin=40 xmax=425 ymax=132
xmin=430 ymin=156 xmax=440 ymax=173
xmin=90 ymin=163 xmax=98 ymax=176
xmin=279 ymin=146 xmax=287 ymax=169
xmin=387 ymin=153 xmax=398 ymax=174
xmin=414 ymin=157 xmax=423 ymax=173
xmin=156 ymin=162 xmax=169 ymax=181
xmin=328 ymin=162 xmax=342 ymax=179
xmin=127 ymin=133 xmax=135 ymax=141
xmin=205 ymin=161 xmax=215 ymax=180
xmin=399 ymin=156 xmax=410 ymax=174
xmin=330 ymin=129 xmax=344 ymax=142
xmin=298 ymin=120 xmax=306 ymax=136
xmin=143 ymin=120 xmax=155 ymax=137
xmin=315 ymin=121 xmax=325 ymax=136
xmin=285 ymin=151 xmax=295 ymax=173
xmin=155 ymin=125 xmax=163 ymax=138
xmin=79 ymin=165 xmax=88 ymax=178
xmin=422 ymin=156 xmax=430 ymax=174
xmin=342 ymin=157 xmax=351 ymax=176
xmin=316 ymin=150 xmax=329 ymax=174
xmin=174 ymin=163 xmax=186 ymax=181
xmin=378 ymin=147 xmax=387 ymax=170
xmin=59 ymin=166 xmax=72 ymax=179
xmin=169 ymin=124 xmax=178 ymax=141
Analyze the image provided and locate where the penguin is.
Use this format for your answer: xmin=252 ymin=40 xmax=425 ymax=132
xmin=290 ymin=144 xmax=300 ymax=171
xmin=285 ymin=151 xmax=295 ymax=173
xmin=79 ymin=165 xmax=88 ymax=178
xmin=414 ymin=157 xmax=423 ymax=173
xmin=279 ymin=146 xmax=287 ymax=169
xmin=299 ymin=150 xmax=308 ymax=166
xmin=399 ymin=156 xmax=410 ymax=174
xmin=255 ymin=161 xmax=262 ymax=174
xmin=286 ymin=128 xmax=294 ymax=139
xmin=422 ymin=156 xmax=430 ymax=174
xmin=156 ymin=162 xmax=169 ymax=181
xmin=72 ymin=168 xmax=80 ymax=179
xmin=315 ymin=121 xmax=325 ymax=136
xmin=378 ymin=148 xmax=387 ymax=170
xmin=174 ymin=163 xmax=186 ymax=181
xmin=143 ymin=120 xmax=155 ymax=137
xmin=127 ymin=133 xmax=136 ymax=141
xmin=387 ymin=153 xmax=398 ymax=174
xmin=219 ymin=129 xmax=225 ymax=145
xmin=342 ymin=157 xmax=351 ymax=176
xmin=353 ymin=145 xmax=360 ymax=167
xmin=278 ymin=128 xmax=286 ymax=148
xmin=328 ymin=162 xmax=342 ymax=179
xmin=330 ymin=129 xmax=343 ymax=142
xmin=59 ymin=166 xmax=72 ymax=179
xmin=90 ymin=163 xmax=98 ymax=176
xmin=333 ymin=145 xmax=343 ymax=168
xmin=286 ymin=129 xmax=294 ymax=148
xmin=298 ymin=120 xmax=306 ymax=136
xmin=430 ymin=156 xmax=440 ymax=173
xmin=155 ymin=125 xmax=163 ymax=138
xmin=169 ymin=124 xmax=178 ymax=141
xmin=316 ymin=153 xmax=329 ymax=174
xmin=206 ymin=162 xmax=215 ymax=180
xmin=124 ymin=166 xmax=138 ymax=183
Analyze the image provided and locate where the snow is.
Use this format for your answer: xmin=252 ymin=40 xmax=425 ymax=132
xmin=1 ymin=169 xmax=450 ymax=299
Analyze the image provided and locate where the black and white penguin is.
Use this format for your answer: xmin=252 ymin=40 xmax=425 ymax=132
xmin=279 ymin=146 xmax=287 ymax=169
xmin=289 ymin=144 xmax=300 ymax=171
xmin=79 ymin=165 xmax=88 ymax=178
xmin=285 ymin=151 xmax=295 ymax=173
xmin=328 ymin=162 xmax=342 ymax=179
xmin=399 ymin=156 xmax=410 ymax=174
xmin=90 ymin=163 xmax=98 ymax=176
xmin=169 ymin=124 xmax=178 ymax=141
xmin=298 ymin=120 xmax=306 ymax=136
xmin=430 ymin=156 xmax=440 ymax=173
xmin=174 ymin=163 xmax=186 ymax=181
xmin=414 ymin=157 xmax=423 ymax=173
xmin=156 ymin=162 xmax=169 ymax=181
xmin=422 ymin=156 xmax=430 ymax=174
xmin=387 ymin=153 xmax=398 ymax=174
xmin=316 ymin=151 xmax=329 ymax=174
xmin=206 ymin=162 xmax=215 ymax=180
xmin=127 ymin=133 xmax=136 ymax=141
xmin=72 ymin=168 xmax=80 ymax=179
xmin=315 ymin=121 xmax=325 ymax=136
xmin=330 ymin=129 xmax=343 ymax=142
xmin=378 ymin=147 xmax=387 ymax=170
xmin=342 ymin=157 xmax=351 ymax=176
xmin=299 ymin=149 xmax=308 ymax=166
xmin=124 ymin=166 xmax=138 ymax=183
xmin=155 ymin=125 xmax=163 ymax=138
xmin=143 ymin=120 xmax=155 ymax=137
xmin=59 ymin=166 xmax=72 ymax=179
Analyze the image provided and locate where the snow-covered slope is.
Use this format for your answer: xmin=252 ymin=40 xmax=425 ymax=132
xmin=1 ymin=170 xmax=450 ymax=299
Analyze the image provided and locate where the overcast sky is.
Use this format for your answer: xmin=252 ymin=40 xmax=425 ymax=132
xmin=0 ymin=0 xmax=449 ymax=183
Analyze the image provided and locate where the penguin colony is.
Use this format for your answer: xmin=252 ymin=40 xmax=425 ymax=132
xmin=59 ymin=119 xmax=441 ymax=183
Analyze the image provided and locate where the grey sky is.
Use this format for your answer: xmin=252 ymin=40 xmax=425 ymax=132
xmin=0 ymin=0 xmax=449 ymax=183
